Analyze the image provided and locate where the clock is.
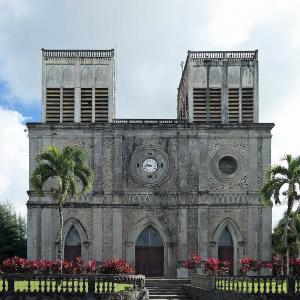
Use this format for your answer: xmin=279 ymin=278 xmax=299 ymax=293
xmin=129 ymin=145 xmax=171 ymax=186
xmin=142 ymin=158 xmax=158 ymax=173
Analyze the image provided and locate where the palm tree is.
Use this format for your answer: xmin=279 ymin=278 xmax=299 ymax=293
xmin=261 ymin=154 xmax=300 ymax=275
xmin=31 ymin=145 xmax=94 ymax=272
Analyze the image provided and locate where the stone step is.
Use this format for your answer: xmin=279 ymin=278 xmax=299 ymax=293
xmin=149 ymin=295 xmax=189 ymax=299
xmin=149 ymin=292 xmax=186 ymax=296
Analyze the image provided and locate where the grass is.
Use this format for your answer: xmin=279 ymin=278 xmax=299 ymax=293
xmin=0 ymin=279 xmax=132 ymax=293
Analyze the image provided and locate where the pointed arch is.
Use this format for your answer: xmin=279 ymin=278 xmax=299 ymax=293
xmin=209 ymin=66 xmax=221 ymax=87
xmin=81 ymin=66 xmax=93 ymax=87
xmin=126 ymin=217 xmax=173 ymax=277
xmin=47 ymin=66 xmax=60 ymax=87
xmin=55 ymin=218 xmax=89 ymax=261
xmin=62 ymin=66 xmax=75 ymax=87
xmin=242 ymin=66 xmax=254 ymax=86
xmin=213 ymin=218 xmax=243 ymax=245
xmin=95 ymin=66 xmax=108 ymax=86
xmin=211 ymin=218 xmax=244 ymax=275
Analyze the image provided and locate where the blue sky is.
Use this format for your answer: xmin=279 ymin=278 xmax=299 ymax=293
xmin=0 ymin=0 xmax=299 ymax=227
xmin=0 ymin=80 xmax=40 ymax=122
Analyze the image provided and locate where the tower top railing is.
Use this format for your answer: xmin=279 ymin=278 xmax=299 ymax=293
xmin=188 ymin=50 xmax=258 ymax=60
xmin=42 ymin=49 xmax=114 ymax=59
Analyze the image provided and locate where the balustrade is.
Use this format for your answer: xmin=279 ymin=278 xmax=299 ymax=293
xmin=215 ymin=276 xmax=300 ymax=295
xmin=0 ymin=273 xmax=145 ymax=294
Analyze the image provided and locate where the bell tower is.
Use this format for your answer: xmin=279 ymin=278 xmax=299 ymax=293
xmin=42 ymin=49 xmax=115 ymax=123
xmin=177 ymin=50 xmax=258 ymax=123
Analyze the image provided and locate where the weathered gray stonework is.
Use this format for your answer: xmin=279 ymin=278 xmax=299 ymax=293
xmin=27 ymin=122 xmax=273 ymax=277
xmin=27 ymin=49 xmax=274 ymax=278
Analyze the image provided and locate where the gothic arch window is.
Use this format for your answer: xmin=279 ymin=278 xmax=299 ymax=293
xmin=64 ymin=226 xmax=81 ymax=261
xmin=218 ymin=227 xmax=234 ymax=275
xmin=136 ymin=226 xmax=163 ymax=246
xmin=135 ymin=226 xmax=163 ymax=276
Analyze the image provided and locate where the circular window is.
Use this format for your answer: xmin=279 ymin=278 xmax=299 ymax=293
xmin=218 ymin=156 xmax=238 ymax=175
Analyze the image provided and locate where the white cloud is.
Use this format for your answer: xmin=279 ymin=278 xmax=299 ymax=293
xmin=0 ymin=0 xmax=299 ymax=227
xmin=0 ymin=107 xmax=28 ymax=216
xmin=199 ymin=0 xmax=299 ymax=48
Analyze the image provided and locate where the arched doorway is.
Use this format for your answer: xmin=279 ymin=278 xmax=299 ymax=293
xmin=64 ymin=226 xmax=81 ymax=261
xmin=135 ymin=226 xmax=164 ymax=276
xmin=218 ymin=226 xmax=234 ymax=275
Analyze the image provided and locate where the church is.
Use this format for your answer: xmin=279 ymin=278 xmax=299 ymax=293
xmin=27 ymin=49 xmax=273 ymax=277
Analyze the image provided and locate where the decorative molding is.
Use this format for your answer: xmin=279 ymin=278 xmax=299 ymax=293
xmin=208 ymin=139 xmax=248 ymax=193
xmin=208 ymin=193 xmax=247 ymax=205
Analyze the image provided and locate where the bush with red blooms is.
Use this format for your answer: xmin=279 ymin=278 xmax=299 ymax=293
xmin=239 ymin=257 xmax=263 ymax=274
xmin=203 ymin=258 xmax=231 ymax=276
xmin=1 ymin=257 xmax=34 ymax=273
xmin=86 ymin=259 xmax=97 ymax=274
xmin=289 ymin=258 xmax=300 ymax=275
xmin=100 ymin=258 xmax=135 ymax=274
xmin=181 ymin=255 xmax=230 ymax=275
xmin=0 ymin=256 xmax=99 ymax=274
xmin=181 ymin=254 xmax=202 ymax=270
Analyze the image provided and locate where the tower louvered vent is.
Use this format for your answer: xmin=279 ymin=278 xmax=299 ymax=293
xmin=95 ymin=88 xmax=109 ymax=122
xmin=62 ymin=88 xmax=74 ymax=122
xmin=209 ymin=88 xmax=221 ymax=122
xmin=228 ymin=88 xmax=239 ymax=123
xmin=81 ymin=88 xmax=92 ymax=123
xmin=242 ymin=88 xmax=254 ymax=122
xmin=193 ymin=88 xmax=207 ymax=122
xmin=46 ymin=88 xmax=60 ymax=122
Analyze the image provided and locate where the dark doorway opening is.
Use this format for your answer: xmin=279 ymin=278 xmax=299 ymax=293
xmin=218 ymin=226 xmax=234 ymax=275
xmin=64 ymin=226 xmax=81 ymax=261
xmin=135 ymin=226 xmax=164 ymax=276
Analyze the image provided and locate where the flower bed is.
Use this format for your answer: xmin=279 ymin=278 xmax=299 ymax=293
xmin=0 ymin=256 xmax=135 ymax=275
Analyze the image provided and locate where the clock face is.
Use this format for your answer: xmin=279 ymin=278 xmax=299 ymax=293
xmin=129 ymin=145 xmax=171 ymax=186
xmin=143 ymin=158 xmax=158 ymax=173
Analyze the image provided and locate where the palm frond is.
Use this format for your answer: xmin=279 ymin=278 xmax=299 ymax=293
xmin=30 ymin=163 xmax=56 ymax=195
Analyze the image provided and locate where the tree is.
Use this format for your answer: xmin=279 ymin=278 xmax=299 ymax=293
xmin=272 ymin=212 xmax=300 ymax=257
xmin=30 ymin=145 xmax=94 ymax=272
xmin=261 ymin=154 xmax=300 ymax=275
xmin=0 ymin=203 xmax=26 ymax=261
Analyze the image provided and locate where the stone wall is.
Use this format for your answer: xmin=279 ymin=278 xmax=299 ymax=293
xmin=27 ymin=122 xmax=273 ymax=277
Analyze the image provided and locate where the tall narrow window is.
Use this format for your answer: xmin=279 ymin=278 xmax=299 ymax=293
xmin=62 ymin=88 xmax=74 ymax=122
xmin=193 ymin=88 xmax=207 ymax=122
xmin=81 ymin=88 xmax=92 ymax=122
xmin=64 ymin=226 xmax=81 ymax=262
xmin=46 ymin=88 xmax=60 ymax=122
xmin=218 ymin=227 xmax=234 ymax=275
xmin=242 ymin=88 xmax=254 ymax=122
xmin=228 ymin=88 xmax=239 ymax=123
xmin=95 ymin=88 xmax=109 ymax=122
xmin=209 ymin=88 xmax=221 ymax=122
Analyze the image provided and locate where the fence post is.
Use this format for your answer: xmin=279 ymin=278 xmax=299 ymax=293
xmin=7 ymin=275 xmax=15 ymax=292
xmin=287 ymin=277 xmax=295 ymax=295
xmin=88 ymin=276 xmax=95 ymax=293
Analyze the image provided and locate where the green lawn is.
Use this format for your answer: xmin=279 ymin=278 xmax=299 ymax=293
xmin=0 ymin=280 xmax=132 ymax=293
xmin=216 ymin=278 xmax=288 ymax=294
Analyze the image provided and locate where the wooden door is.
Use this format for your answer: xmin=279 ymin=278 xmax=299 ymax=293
xmin=135 ymin=246 xmax=164 ymax=276
xmin=65 ymin=245 xmax=81 ymax=262
xmin=218 ymin=246 xmax=234 ymax=275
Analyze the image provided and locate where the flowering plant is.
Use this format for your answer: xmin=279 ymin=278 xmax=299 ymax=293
xmin=1 ymin=257 xmax=34 ymax=273
xmin=203 ymin=258 xmax=231 ymax=275
xmin=181 ymin=254 xmax=202 ymax=271
xmin=239 ymin=257 xmax=262 ymax=274
xmin=100 ymin=258 xmax=135 ymax=274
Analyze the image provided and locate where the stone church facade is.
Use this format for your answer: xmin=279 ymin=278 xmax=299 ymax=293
xmin=27 ymin=49 xmax=273 ymax=277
